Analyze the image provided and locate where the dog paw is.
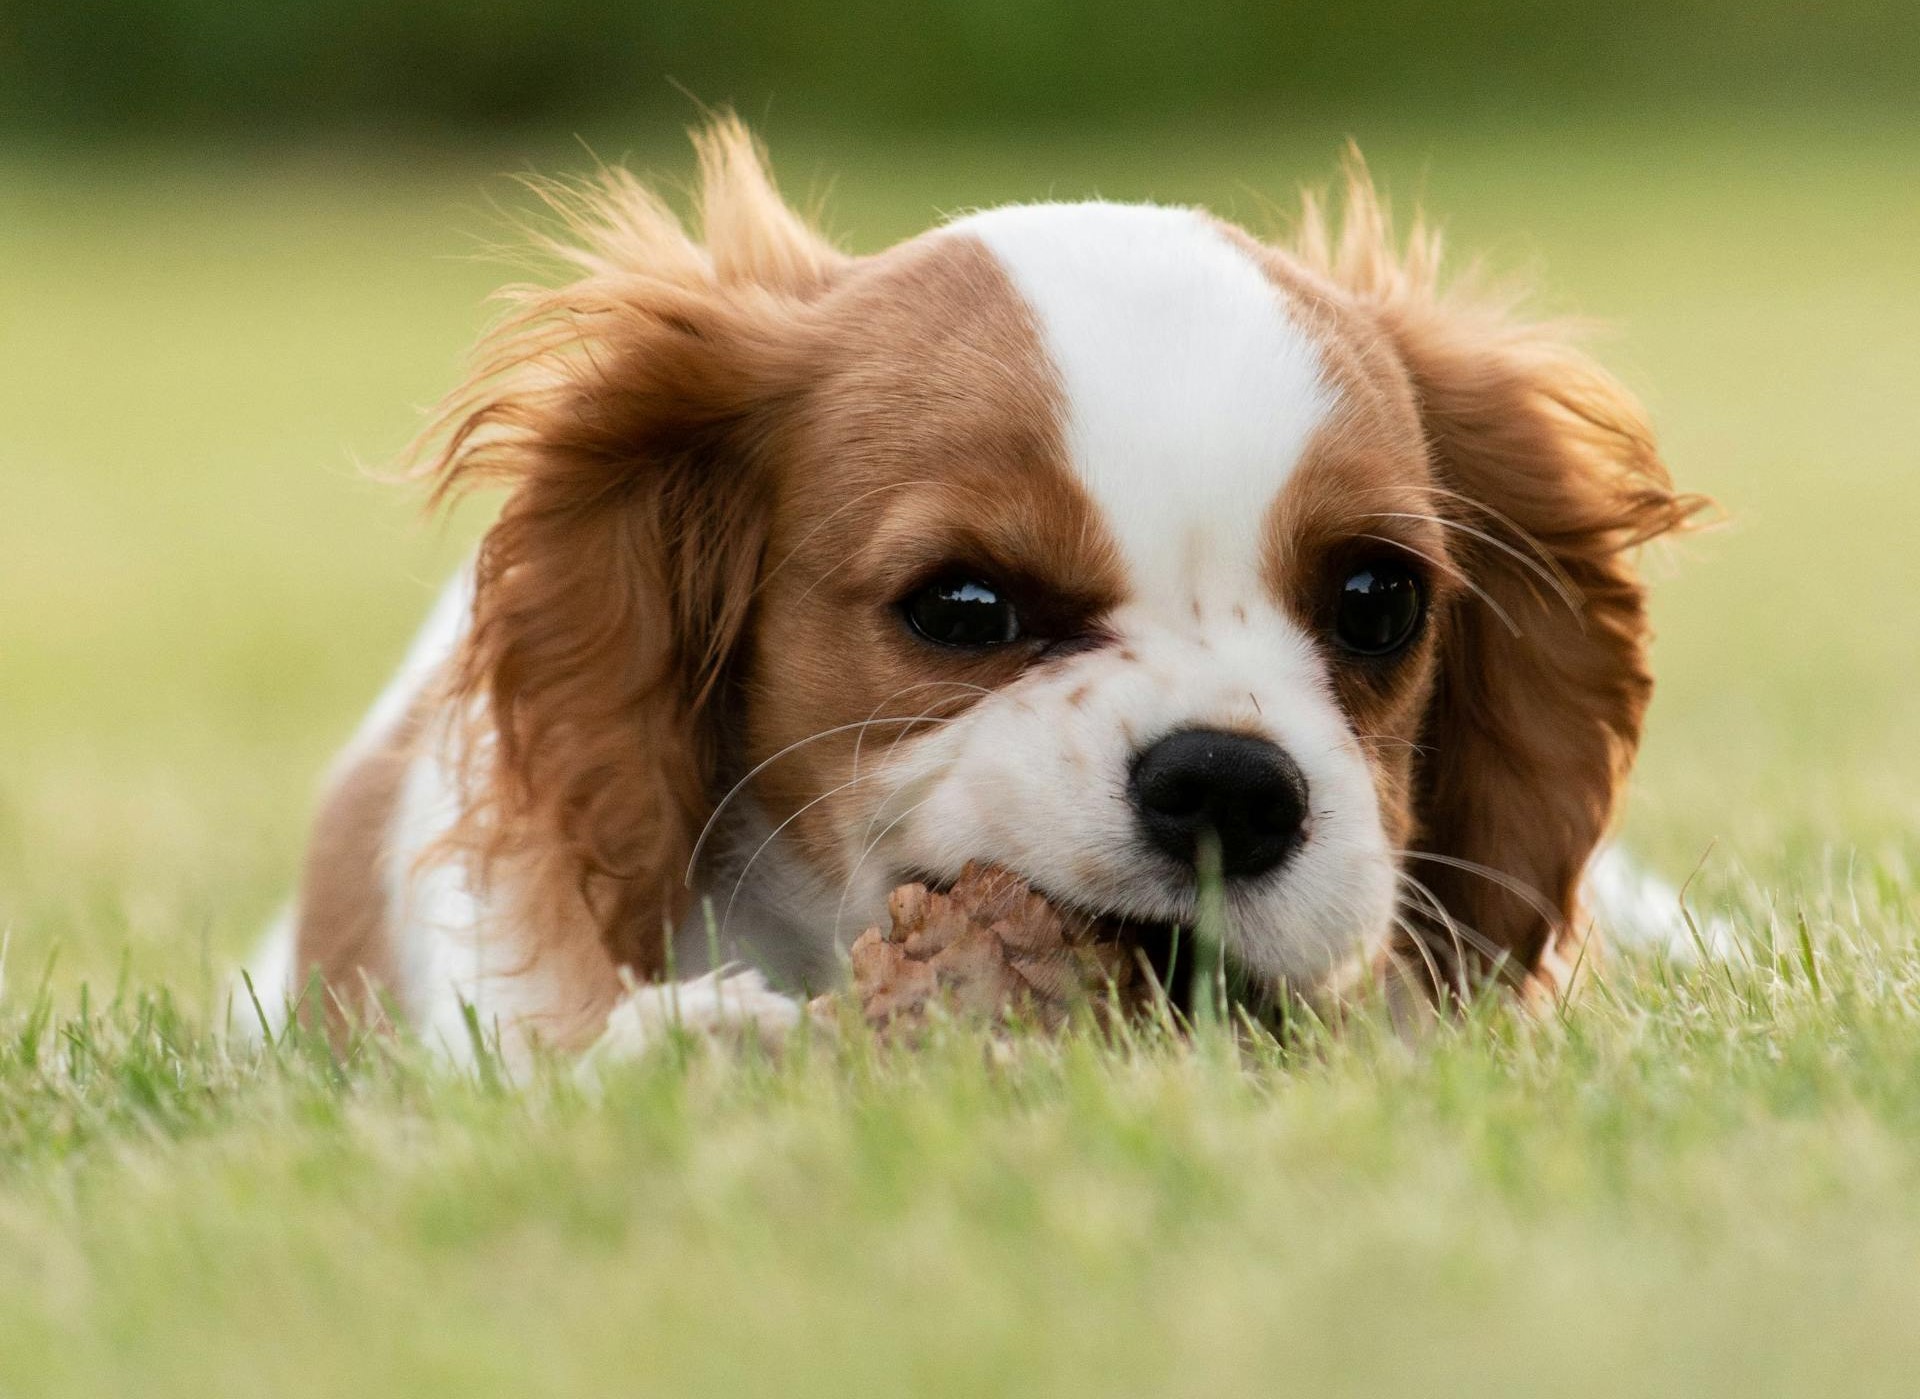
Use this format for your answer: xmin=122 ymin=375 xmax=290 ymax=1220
xmin=578 ymin=968 xmax=804 ymax=1076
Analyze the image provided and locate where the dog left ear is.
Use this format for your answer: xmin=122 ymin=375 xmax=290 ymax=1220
xmin=421 ymin=119 xmax=847 ymax=985
xmin=1296 ymin=166 xmax=1704 ymax=988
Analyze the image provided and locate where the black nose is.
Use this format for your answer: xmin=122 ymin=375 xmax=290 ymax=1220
xmin=1128 ymin=729 xmax=1309 ymax=878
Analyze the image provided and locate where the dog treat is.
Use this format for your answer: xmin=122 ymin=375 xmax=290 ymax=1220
xmin=828 ymin=862 xmax=1145 ymax=1034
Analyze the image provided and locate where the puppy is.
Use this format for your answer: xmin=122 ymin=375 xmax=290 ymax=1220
xmin=252 ymin=119 xmax=1697 ymax=1059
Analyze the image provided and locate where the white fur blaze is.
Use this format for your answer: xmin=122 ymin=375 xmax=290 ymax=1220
xmin=951 ymin=201 xmax=1332 ymax=599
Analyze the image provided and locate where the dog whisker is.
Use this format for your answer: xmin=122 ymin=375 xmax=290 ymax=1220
xmin=1406 ymin=482 xmax=1579 ymax=599
xmin=1388 ymin=910 xmax=1457 ymax=1002
xmin=686 ymin=712 xmax=958 ymax=886
xmin=1395 ymin=869 xmax=1511 ymax=992
xmin=1361 ymin=510 xmax=1583 ymax=622
xmin=832 ymin=788 xmax=944 ymax=941
xmin=1399 ymin=849 xmax=1563 ymax=934
xmin=849 ymin=679 xmax=990 ymax=791
xmin=752 ymin=480 xmax=935 ymax=603
xmin=1354 ymin=531 xmax=1522 ymax=637
xmin=714 ymin=766 xmax=885 ymax=946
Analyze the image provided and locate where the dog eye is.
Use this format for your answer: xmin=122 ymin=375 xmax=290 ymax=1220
xmin=1333 ymin=562 xmax=1425 ymax=656
xmin=903 ymin=576 xmax=1020 ymax=648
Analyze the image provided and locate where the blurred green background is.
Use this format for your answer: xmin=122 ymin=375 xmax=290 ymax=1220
xmin=6 ymin=0 xmax=1919 ymax=134
xmin=1 ymin=3 xmax=1917 ymax=993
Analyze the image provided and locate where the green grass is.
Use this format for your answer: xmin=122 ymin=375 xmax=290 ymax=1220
xmin=2 ymin=111 xmax=1918 ymax=1394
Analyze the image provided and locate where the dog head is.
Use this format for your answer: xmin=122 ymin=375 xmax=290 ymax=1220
xmin=429 ymin=120 xmax=1696 ymax=1002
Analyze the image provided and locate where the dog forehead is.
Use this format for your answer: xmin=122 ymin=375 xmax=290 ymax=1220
xmin=946 ymin=201 xmax=1335 ymax=600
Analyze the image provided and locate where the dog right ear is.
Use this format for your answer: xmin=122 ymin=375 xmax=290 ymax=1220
xmin=422 ymin=118 xmax=846 ymax=980
xmin=1292 ymin=158 xmax=1702 ymax=989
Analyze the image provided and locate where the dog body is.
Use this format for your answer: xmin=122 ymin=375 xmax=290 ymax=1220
xmin=255 ymin=123 xmax=1695 ymax=1058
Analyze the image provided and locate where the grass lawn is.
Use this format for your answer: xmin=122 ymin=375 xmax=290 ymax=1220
xmin=2 ymin=110 xmax=1918 ymax=1394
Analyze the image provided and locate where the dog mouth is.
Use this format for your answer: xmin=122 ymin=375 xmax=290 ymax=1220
xmin=1017 ymin=885 xmax=1281 ymax=1020
xmin=903 ymin=866 xmax=1257 ymax=1022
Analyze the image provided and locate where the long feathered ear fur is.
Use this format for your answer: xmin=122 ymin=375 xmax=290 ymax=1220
xmin=419 ymin=117 xmax=846 ymax=980
xmin=1292 ymin=160 xmax=1707 ymax=991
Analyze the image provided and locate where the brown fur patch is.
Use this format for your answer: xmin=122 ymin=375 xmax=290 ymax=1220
xmin=290 ymin=705 xmax=420 ymax=1033
xmin=738 ymin=232 xmax=1125 ymax=874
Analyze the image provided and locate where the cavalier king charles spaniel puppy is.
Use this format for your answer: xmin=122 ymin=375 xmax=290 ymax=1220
xmin=252 ymin=119 xmax=1698 ymax=1059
